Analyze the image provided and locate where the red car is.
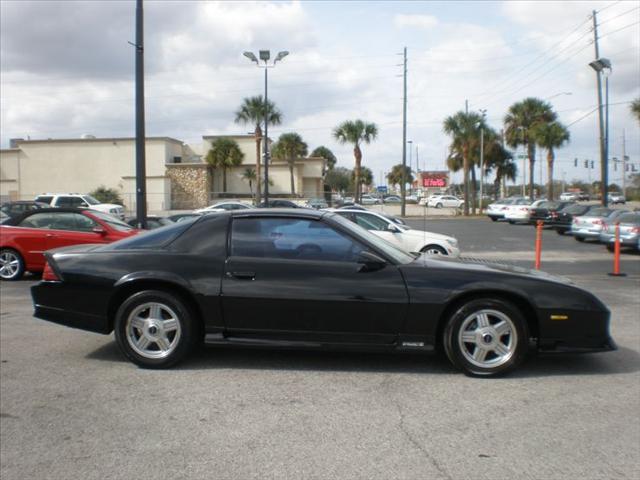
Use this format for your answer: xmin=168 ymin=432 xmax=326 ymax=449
xmin=0 ymin=208 xmax=138 ymax=280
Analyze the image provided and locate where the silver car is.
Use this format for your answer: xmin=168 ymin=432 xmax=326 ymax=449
xmin=598 ymin=212 xmax=640 ymax=251
xmin=570 ymin=207 xmax=616 ymax=242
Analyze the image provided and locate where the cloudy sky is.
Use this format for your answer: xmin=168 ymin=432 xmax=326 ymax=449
xmin=1 ymin=0 xmax=639 ymax=187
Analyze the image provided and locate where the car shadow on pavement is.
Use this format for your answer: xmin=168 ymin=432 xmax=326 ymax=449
xmin=85 ymin=342 xmax=640 ymax=378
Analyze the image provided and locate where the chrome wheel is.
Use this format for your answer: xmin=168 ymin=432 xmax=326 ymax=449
xmin=458 ymin=309 xmax=517 ymax=369
xmin=126 ymin=302 xmax=182 ymax=359
xmin=0 ymin=251 xmax=21 ymax=280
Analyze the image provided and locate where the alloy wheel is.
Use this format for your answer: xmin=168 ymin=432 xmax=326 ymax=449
xmin=0 ymin=251 xmax=21 ymax=280
xmin=457 ymin=309 xmax=517 ymax=369
xmin=126 ymin=302 xmax=182 ymax=359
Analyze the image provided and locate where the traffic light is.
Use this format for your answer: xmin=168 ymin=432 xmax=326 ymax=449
xmin=584 ymin=159 xmax=589 ymax=168
xmin=591 ymin=160 xmax=594 ymax=169
xmin=574 ymin=158 xmax=578 ymax=167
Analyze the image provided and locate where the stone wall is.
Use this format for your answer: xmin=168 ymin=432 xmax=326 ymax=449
xmin=166 ymin=164 xmax=209 ymax=209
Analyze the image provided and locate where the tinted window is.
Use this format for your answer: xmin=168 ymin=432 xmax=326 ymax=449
xmin=18 ymin=212 xmax=58 ymax=228
xmin=617 ymin=213 xmax=640 ymax=224
xmin=353 ymin=212 xmax=390 ymax=231
xmin=34 ymin=196 xmax=53 ymax=205
xmin=587 ymin=208 xmax=613 ymax=217
xmin=56 ymin=196 xmax=86 ymax=208
xmin=231 ymin=217 xmax=365 ymax=262
xmin=103 ymin=218 xmax=196 ymax=250
xmin=17 ymin=212 xmax=96 ymax=231
xmin=561 ymin=204 xmax=589 ymax=214
xmin=90 ymin=211 xmax=134 ymax=232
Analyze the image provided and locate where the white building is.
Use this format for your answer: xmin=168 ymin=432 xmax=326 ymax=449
xmin=0 ymin=135 xmax=326 ymax=213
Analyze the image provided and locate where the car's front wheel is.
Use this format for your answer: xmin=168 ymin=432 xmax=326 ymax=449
xmin=443 ymin=298 xmax=529 ymax=377
xmin=114 ymin=290 xmax=199 ymax=368
xmin=0 ymin=249 xmax=25 ymax=281
xmin=421 ymin=244 xmax=447 ymax=255
xmin=435 ymin=203 xmax=443 ymax=209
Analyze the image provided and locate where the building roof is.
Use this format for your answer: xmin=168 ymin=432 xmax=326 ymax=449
xmin=202 ymin=134 xmax=255 ymax=140
xmin=10 ymin=136 xmax=184 ymax=145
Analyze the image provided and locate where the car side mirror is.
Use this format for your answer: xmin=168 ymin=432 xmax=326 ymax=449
xmin=357 ymin=251 xmax=387 ymax=272
xmin=92 ymin=226 xmax=107 ymax=235
xmin=386 ymin=223 xmax=400 ymax=233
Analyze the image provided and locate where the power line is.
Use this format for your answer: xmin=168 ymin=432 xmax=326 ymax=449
xmin=596 ymin=1 xmax=623 ymax=14
xmin=597 ymin=5 xmax=640 ymax=26
xmin=599 ymin=20 xmax=640 ymax=39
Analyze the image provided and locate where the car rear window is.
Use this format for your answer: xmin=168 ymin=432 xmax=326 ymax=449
xmin=100 ymin=218 xmax=197 ymax=250
xmin=617 ymin=213 xmax=640 ymax=224
xmin=587 ymin=208 xmax=613 ymax=217
xmin=35 ymin=196 xmax=53 ymax=205
xmin=561 ymin=204 xmax=588 ymax=214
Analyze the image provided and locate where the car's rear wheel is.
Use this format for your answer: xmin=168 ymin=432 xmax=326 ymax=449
xmin=114 ymin=290 xmax=199 ymax=369
xmin=443 ymin=298 xmax=529 ymax=377
xmin=575 ymin=236 xmax=585 ymax=242
xmin=556 ymin=228 xmax=567 ymax=235
xmin=606 ymin=244 xmax=615 ymax=252
xmin=490 ymin=217 xmax=497 ymax=222
xmin=421 ymin=244 xmax=447 ymax=255
xmin=0 ymin=249 xmax=25 ymax=281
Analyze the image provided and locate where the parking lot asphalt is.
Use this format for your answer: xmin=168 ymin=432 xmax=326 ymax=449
xmin=1 ymin=218 xmax=639 ymax=480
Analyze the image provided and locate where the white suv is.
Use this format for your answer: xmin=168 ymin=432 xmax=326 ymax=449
xmin=34 ymin=193 xmax=125 ymax=220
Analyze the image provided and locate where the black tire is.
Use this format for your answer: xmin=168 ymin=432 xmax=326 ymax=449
xmin=0 ymin=248 xmax=25 ymax=281
xmin=575 ymin=236 xmax=585 ymax=242
xmin=490 ymin=217 xmax=497 ymax=222
xmin=421 ymin=244 xmax=447 ymax=255
xmin=443 ymin=297 xmax=529 ymax=377
xmin=436 ymin=203 xmax=443 ymax=209
xmin=556 ymin=228 xmax=567 ymax=235
xmin=606 ymin=244 xmax=614 ymax=252
xmin=114 ymin=290 xmax=199 ymax=369
xmin=508 ymin=220 xmax=515 ymax=225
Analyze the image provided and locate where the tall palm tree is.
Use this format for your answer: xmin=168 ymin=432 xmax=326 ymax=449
xmin=333 ymin=120 xmax=378 ymax=202
xmin=504 ymin=97 xmax=556 ymax=201
xmin=241 ymin=167 xmax=257 ymax=200
xmin=631 ymin=98 xmax=640 ymax=125
xmin=483 ymin=140 xmax=516 ymax=199
xmin=386 ymin=164 xmax=413 ymax=190
xmin=234 ymin=96 xmax=283 ymax=203
xmin=310 ymin=146 xmax=337 ymax=170
xmin=272 ymin=133 xmax=308 ymax=195
xmin=352 ymin=166 xmax=374 ymax=193
xmin=443 ymin=111 xmax=484 ymax=215
xmin=532 ymin=121 xmax=570 ymax=200
xmin=205 ymin=138 xmax=244 ymax=194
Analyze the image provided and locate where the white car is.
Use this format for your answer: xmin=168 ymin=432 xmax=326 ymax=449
xmin=426 ymin=195 xmax=463 ymax=209
xmin=486 ymin=197 xmax=524 ymax=221
xmin=34 ymin=193 xmax=125 ymax=220
xmin=504 ymin=199 xmax=545 ymax=224
xmin=331 ymin=209 xmax=460 ymax=257
xmin=195 ymin=201 xmax=252 ymax=214
xmin=559 ymin=192 xmax=580 ymax=201
xmin=360 ymin=194 xmax=381 ymax=205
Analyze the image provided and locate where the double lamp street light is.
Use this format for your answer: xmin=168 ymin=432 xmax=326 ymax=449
xmin=243 ymin=50 xmax=289 ymax=205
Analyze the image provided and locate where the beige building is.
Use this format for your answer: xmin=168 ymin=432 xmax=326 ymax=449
xmin=0 ymin=135 xmax=326 ymax=213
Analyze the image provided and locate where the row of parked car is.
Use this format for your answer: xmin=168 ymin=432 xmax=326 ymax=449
xmin=486 ymin=197 xmax=640 ymax=252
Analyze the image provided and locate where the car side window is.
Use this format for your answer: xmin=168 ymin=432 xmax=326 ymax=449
xmin=18 ymin=212 xmax=58 ymax=229
xmin=353 ymin=212 xmax=389 ymax=231
xmin=72 ymin=213 xmax=98 ymax=232
xmin=231 ymin=218 xmax=365 ymax=262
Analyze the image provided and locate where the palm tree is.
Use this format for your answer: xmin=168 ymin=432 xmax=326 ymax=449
xmin=234 ymin=96 xmax=283 ymax=203
xmin=443 ymin=111 xmax=484 ymax=215
xmin=532 ymin=121 xmax=570 ymax=200
xmin=272 ymin=133 xmax=308 ymax=195
xmin=205 ymin=138 xmax=244 ymax=194
xmin=241 ymin=168 xmax=257 ymax=200
xmin=504 ymin=97 xmax=556 ymax=201
xmin=333 ymin=120 xmax=378 ymax=202
xmin=631 ymin=98 xmax=640 ymax=125
xmin=483 ymin=140 xmax=516 ymax=199
xmin=310 ymin=146 xmax=337 ymax=170
xmin=386 ymin=164 xmax=413 ymax=190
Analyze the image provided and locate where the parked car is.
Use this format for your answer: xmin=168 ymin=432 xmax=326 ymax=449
xmin=0 ymin=208 xmax=138 ymax=280
xmin=426 ymin=195 xmax=463 ymax=209
xmin=608 ymin=192 xmax=626 ymax=205
xmin=551 ymin=204 xmax=597 ymax=235
xmin=168 ymin=213 xmax=202 ymax=223
xmin=599 ymin=212 xmax=640 ymax=251
xmin=1 ymin=201 xmax=49 ymax=219
xmin=31 ymin=208 xmax=615 ymax=376
xmin=337 ymin=202 xmax=366 ymax=211
xmin=559 ymin=192 xmax=580 ymax=202
xmin=485 ymin=198 xmax=524 ymax=221
xmin=578 ymin=192 xmax=591 ymax=201
xmin=194 ymin=201 xmax=253 ymax=214
xmin=0 ymin=211 xmax=9 ymax=224
xmin=305 ymin=198 xmax=329 ymax=209
xmin=570 ymin=207 xmax=614 ymax=242
xmin=503 ymin=199 xmax=538 ymax=224
xmin=256 ymin=200 xmax=301 ymax=208
xmin=360 ymin=194 xmax=381 ymax=205
xmin=383 ymin=195 xmax=402 ymax=204
xmin=34 ymin=193 xmax=125 ymax=220
xmin=528 ymin=201 xmax=574 ymax=226
xmin=332 ymin=209 xmax=460 ymax=257
xmin=127 ymin=216 xmax=175 ymax=230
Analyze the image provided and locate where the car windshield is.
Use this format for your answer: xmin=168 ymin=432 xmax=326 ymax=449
xmin=82 ymin=195 xmax=102 ymax=205
xmin=328 ymin=213 xmax=414 ymax=264
xmin=89 ymin=211 xmax=134 ymax=231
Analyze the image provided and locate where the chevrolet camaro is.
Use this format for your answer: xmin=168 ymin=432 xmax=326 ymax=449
xmin=31 ymin=209 xmax=615 ymax=376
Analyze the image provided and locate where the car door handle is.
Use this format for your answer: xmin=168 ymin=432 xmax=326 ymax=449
xmin=226 ymin=271 xmax=256 ymax=280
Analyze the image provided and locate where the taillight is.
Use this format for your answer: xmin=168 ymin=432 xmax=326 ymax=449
xmin=520 ymin=207 xmax=528 ymax=211
xmin=551 ymin=212 xmax=558 ymax=218
xmin=603 ymin=224 xmax=609 ymax=232
xmin=593 ymin=219 xmax=603 ymax=225
xmin=42 ymin=261 xmax=60 ymax=281
xmin=631 ymin=227 xmax=640 ymax=233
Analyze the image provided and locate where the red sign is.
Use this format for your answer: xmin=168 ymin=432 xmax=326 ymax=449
xmin=420 ymin=171 xmax=449 ymax=188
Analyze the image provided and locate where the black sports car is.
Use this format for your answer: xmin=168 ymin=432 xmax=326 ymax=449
xmin=528 ymin=201 xmax=574 ymax=225
xmin=551 ymin=204 xmax=597 ymax=235
xmin=31 ymin=209 xmax=615 ymax=377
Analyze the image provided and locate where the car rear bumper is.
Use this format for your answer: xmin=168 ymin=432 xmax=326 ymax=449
xmin=31 ymin=282 xmax=111 ymax=334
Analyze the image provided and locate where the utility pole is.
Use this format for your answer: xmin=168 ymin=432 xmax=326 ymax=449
xmin=401 ymin=46 xmax=407 ymax=216
xmin=622 ymin=129 xmax=627 ymax=197
xmin=134 ymin=0 xmax=146 ymax=229
xmin=416 ymin=146 xmax=419 ymax=173
xmin=592 ymin=10 xmax=608 ymax=206
xmin=263 ymin=65 xmax=270 ymax=205
xmin=478 ymin=109 xmax=486 ymax=213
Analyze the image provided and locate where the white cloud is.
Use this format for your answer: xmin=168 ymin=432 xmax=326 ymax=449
xmin=394 ymin=14 xmax=438 ymax=29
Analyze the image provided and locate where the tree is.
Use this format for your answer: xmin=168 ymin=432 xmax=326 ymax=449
xmin=89 ymin=185 xmax=124 ymax=206
xmin=234 ymin=96 xmax=282 ymax=203
xmin=386 ymin=164 xmax=413 ymax=190
xmin=630 ymin=98 xmax=640 ymax=124
xmin=483 ymin=141 xmax=516 ymax=199
xmin=241 ymin=168 xmax=257 ymax=199
xmin=443 ymin=111 xmax=485 ymax=215
xmin=350 ymin=166 xmax=374 ymax=193
xmin=333 ymin=119 xmax=378 ymax=202
xmin=310 ymin=146 xmax=337 ymax=170
xmin=504 ymin=97 xmax=556 ymax=201
xmin=271 ymin=133 xmax=308 ymax=195
xmin=325 ymin=167 xmax=351 ymax=193
xmin=205 ymin=137 xmax=244 ymax=194
xmin=532 ymin=121 xmax=570 ymax=200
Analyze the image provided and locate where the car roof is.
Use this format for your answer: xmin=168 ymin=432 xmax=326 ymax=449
xmin=3 ymin=207 xmax=93 ymax=226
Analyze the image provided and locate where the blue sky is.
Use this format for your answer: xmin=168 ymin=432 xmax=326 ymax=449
xmin=1 ymin=0 xmax=638 ymax=187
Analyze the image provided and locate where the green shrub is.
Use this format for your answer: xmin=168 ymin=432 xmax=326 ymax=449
xmin=89 ymin=186 xmax=124 ymax=206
